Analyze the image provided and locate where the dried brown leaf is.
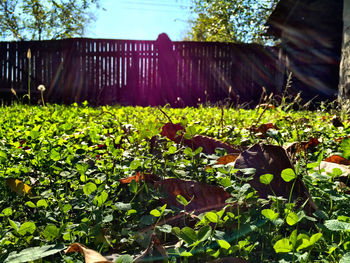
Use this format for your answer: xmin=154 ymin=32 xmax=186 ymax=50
xmin=324 ymin=155 xmax=350 ymax=165
xmin=250 ymin=123 xmax=277 ymax=137
xmin=184 ymin=135 xmax=240 ymax=154
xmin=64 ymin=243 xmax=112 ymax=263
xmin=155 ymin=178 xmax=230 ymax=214
xmin=332 ymin=115 xmax=344 ymax=127
xmin=119 ymin=172 xmax=160 ymax=184
xmin=216 ymin=153 xmax=240 ymax=165
xmin=160 ymin=123 xmax=185 ymax=143
xmin=160 ymin=123 xmax=240 ymax=154
xmin=234 ymin=144 xmax=317 ymax=213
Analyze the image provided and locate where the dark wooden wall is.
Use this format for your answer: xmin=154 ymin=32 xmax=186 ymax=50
xmin=267 ymin=0 xmax=343 ymax=101
xmin=0 ymin=38 xmax=281 ymax=106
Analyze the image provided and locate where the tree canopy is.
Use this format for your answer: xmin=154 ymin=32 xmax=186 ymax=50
xmin=0 ymin=0 xmax=100 ymax=41
xmin=186 ymin=0 xmax=279 ymax=43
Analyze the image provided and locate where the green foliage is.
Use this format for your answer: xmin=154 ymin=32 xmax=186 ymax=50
xmin=187 ymin=0 xmax=279 ymax=43
xmin=3 ymin=244 xmax=65 ymax=263
xmin=0 ymin=0 xmax=100 ymax=41
xmin=0 ymin=103 xmax=349 ymax=262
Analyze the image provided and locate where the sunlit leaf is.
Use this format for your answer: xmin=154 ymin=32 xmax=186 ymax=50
xmin=43 ymin=224 xmax=59 ymax=241
xmin=281 ymin=168 xmax=296 ymax=182
xmin=83 ymin=182 xmax=97 ymax=195
xmin=286 ymin=211 xmax=299 ymax=226
xmin=3 ymin=244 xmax=65 ymax=263
xmin=6 ymin=178 xmax=32 ymax=196
xmin=1 ymin=207 xmax=13 ymax=216
xmin=273 ymin=238 xmax=292 ymax=253
xmin=261 ymin=209 xmax=279 ymax=221
xmin=217 ymin=239 xmax=231 ymax=250
xmin=150 ymin=209 xmax=162 ymax=217
xmin=205 ymin=211 xmax=219 ymax=223
xmin=94 ymin=190 xmax=108 ymax=207
xmin=176 ymin=194 xmax=189 ymax=206
xmin=36 ymin=199 xmax=48 ymax=209
xmin=324 ymin=219 xmax=350 ymax=232
xmin=341 ymin=138 xmax=350 ymax=159
xmin=259 ymin=174 xmax=273 ymax=185
xmin=18 ymin=221 xmax=36 ymax=236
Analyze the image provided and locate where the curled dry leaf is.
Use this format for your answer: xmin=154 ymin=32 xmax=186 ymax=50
xmin=155 ymin=178 xmax=231 ymax=214
xmin=250 ymin=123 xmax=277 ymax=137
xmin=216 ymin=153 xmax=240 ymax=165
xmin=184 ymin=135 xmax=241 ymax=155
xmin=256 ymin=103 xmax=275 ymax=109
xmin=64 ymin=243 xmax=112 ymax=263
xmin=234 ymin=144 xmax=317 ymax=214
xmin=160 ymin=123 xmax=185 ymax=143
xmin=119 ymin=172 xmax=160 ymax=185
xmin=120 ymin=173 xmax=233 ymax=218
xmin=160 ymin=123 xmax=241 ymax=154
xmin=285 ymin=138 xmax=320 ymax=155
xmin=6 ymin=178 xmax=33 ymax=196
xmin=324 ymin=155 xmax=350 ymax=165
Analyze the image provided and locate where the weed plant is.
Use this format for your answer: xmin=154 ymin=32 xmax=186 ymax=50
xmin=0 ymin=101 xmax=349 ymax=262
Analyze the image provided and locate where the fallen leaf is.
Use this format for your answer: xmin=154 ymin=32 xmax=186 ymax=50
xmin=324 ymin=155 xmax=350 ymax=165
xmin=332 ymin=115 xmax=344 ymax=128
xmin=6 ymin=178 xmax=32 ymax=196
xmin=285 ymin=138 xmax=320 ymax=155
xmin=250 ymin=123 xmax=277 ymax=137
xmin=155 ymin=178 xmax=231 ymax=214
xmin=256 ymin=103 xmax=275 ymax=109
xmin=216 ymin=153 xmax=240 ymax=165
xmin=303 ymin=138 xmax=320 ymax=149
xmin=64 ymin=243 xmax=112 ymax=263
xmin=335 ymin=136 xmax=350 ymax=143
xmin=119 ymin=172 xmax=160 ymax=185
xmin=160 ymin=123 xmax=241 ymax=154
xmin=184 ymin=135 xmax=241 ymax=155
xmin=234 ymin=144 xmax=317 ymax=214
xmin=160 ymin=123 xmax=185 ymax=143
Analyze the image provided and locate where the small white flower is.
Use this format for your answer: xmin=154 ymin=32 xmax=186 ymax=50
xmin=37 ymin=85 xmax=46 ymax=92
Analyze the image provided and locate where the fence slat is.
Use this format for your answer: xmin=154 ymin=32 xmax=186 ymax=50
xmin=0 ymin=38 xmax=281 ymax=106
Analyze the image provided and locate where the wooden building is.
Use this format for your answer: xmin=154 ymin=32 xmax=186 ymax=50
xmin=266 ymin=0 xmax=344 ymax=102
xmin=339 ymin=0 xmax=350 ymax=99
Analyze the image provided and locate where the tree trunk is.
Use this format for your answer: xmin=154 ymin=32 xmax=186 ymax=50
xmin=339 ymin=0 xmax=350 ymax=99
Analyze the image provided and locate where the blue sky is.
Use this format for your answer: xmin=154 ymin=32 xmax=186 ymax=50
xmin=86 ymin=0 xmax=193 ymax=41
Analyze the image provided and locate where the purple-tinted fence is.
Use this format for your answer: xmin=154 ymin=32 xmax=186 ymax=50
xmin=0 ymin=38 xmax=283 ymax=106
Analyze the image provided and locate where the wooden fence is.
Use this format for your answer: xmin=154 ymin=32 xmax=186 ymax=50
xmin=0 ymin=38 xmax=283 ymax=106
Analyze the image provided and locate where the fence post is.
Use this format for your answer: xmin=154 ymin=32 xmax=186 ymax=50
xmin=155 ymin=33 xmax=178 ymax=106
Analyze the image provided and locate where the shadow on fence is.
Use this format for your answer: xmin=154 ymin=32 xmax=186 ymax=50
xmin=0 ymin=34 xmax=283 ymax=106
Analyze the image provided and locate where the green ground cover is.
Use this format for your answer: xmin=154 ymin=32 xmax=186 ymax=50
xmin=0 ymin=103 xmax=350 ymax=262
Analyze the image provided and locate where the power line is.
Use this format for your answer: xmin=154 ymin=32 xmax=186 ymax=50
xmin=120 ymin=0 xmax=191 ymax=9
